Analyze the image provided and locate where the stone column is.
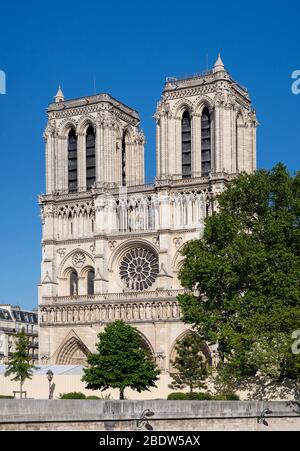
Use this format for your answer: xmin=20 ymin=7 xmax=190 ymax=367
xmin=93 ymin=194 xmax=108 ymax=293
xmin=251 ymin=123 xmax=257 ymax=172
xmin=56 ymin=135 xmax=67 ymax=192
xmin=192 ymin=113 xmax=201 ymax=178
xmin=167 ymin=118 xmax=176 ymax=178
xmin=156 ymin=189 xmax=173 ymax=289
xmin=158 ymin=108 xmax=169 ymax=178
xmin=174 ymin=116 xmax=182 ymax=179
xmin=214 ymin=102 xmax=223 ymax=172
xmin=45 ymin=133 xmax=55 ymax=194
xmin=94 ymin=239 xmax=108 ymax=294
xmin=41 ymin=242 xmax=58 ymax=298
xmin=102 ymin=121 xmax=115 ymax=184
xmin=156 ymin=118 xmax=161 ymax=177
xmin=126 ymin=141 xmax=134 ymax=186
xmin=222 ymin=105 xmax=232 ymax=173
xmin=96 ymin=120 xmax=104 ymax=186
xmin=138 ymin=134 xmax=145 ymax=184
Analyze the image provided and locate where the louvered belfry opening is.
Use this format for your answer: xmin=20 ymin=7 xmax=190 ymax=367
xmin=201 ymin=107 xmax=212 ymax=176
xmin=121 ymin=131 xmax=126 ymax=186
xmin=181 ymin=110 xmax=192 ymax=178
xmin=86 ymin=125 xmax=96 ymax=189
xmin=68 ymin=129 xmax=78 ymax=192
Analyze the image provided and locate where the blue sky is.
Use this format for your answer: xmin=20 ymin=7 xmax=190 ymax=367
xmin=0 ymin=0 xmax=299 ymax=310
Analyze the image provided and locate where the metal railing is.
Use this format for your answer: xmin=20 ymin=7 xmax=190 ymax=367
xmin=165 ymin=70 xmax=213 ymax=84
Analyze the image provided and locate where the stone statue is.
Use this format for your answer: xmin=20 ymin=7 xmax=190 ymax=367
xmin=72 ymin=279 xmax=78 ymax=296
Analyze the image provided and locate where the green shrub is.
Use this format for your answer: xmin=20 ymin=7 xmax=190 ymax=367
xmin=59 ymin=392 xmax=86 ymax=399
xmin=86 ymin=395 xmax=100 ymax=400
xmin=0 ymin=395 xmax=14 ymax=399
xmin=188 ymin=392 xmax=213 ymax=400
xmin=167 ymin=392 xmax=188 ymax=400
xmin=168 ymin=392 xmax=213 ymax=400
xmin=213 ymin=393 xmax=240 ymax=401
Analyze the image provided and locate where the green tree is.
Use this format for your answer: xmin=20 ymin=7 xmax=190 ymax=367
xmin=5 ymin=329 xmax=38 ymax=398
xmin=82 ymin=320 xmax=160 ymax=399
xmin=178 ymin=163 xmax=300 ymax=392
xmin=169 ymin=332 xmax=209 ymax=393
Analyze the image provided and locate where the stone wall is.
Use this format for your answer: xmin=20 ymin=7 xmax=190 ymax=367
xmin=0 ymin=400 xmax=299 ymax=431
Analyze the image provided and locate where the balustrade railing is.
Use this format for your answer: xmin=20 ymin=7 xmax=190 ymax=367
xmin=40 ymin=295 xmax=185 ymax=325
xmin=42 ymin=289 xmax=188 ymax=304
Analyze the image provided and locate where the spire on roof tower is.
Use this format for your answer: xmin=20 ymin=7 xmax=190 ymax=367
xmin=213 ymin=53 xmax=225 ymax=73
xmin=54 ymin=85 xmax=64 ymax=103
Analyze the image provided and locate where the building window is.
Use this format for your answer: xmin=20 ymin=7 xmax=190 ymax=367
xmin=119 ymin=247 xmax=159 ymax=291
xmin=70 ymin=270 xmax=78 ymax=297
xmin=68 ymin=129 xmax=78 ymax=192
xmin=86 ymin=126 xmax=96 ymax=189
xmin=181 ymin=110 xmax=192 ymax=178
xmin=201 ymin=107 xmax=211 ymax=176
xmin=121 ymin=132 xmax=126 ymax=186
xmin=87 ymin=270 xmax=95 ymax=295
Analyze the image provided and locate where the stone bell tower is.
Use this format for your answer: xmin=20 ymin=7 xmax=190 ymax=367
xmin=155 ymin=54 xmax=257 ymax=181
xmin=44 ymin=89 xmax=145 ymax=196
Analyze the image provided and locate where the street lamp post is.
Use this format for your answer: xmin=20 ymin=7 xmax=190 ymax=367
xmin=46 ymin=369 xmax=54 ymax=400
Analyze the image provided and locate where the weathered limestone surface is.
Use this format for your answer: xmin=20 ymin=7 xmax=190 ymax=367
xmin=0 ymin=400 xmax=299 ymax=431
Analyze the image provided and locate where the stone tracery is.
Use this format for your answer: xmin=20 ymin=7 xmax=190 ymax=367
xmin=120 ymin=247 xmax=159 ymax=291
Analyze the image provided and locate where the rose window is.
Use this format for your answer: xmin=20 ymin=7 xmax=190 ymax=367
xmin=120 ymin=247 xmax=159 ymax=291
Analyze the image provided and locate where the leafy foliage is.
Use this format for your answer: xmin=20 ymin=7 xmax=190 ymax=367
xmin=169 ymin=332 xmax=208 ymax=393
xmin=178 ymin=164 xmax=300 ymax=391
xmin=167 ymin=392 xmax=239 ymax=400
xmin=4 ymin=328 xmax=38 ymax=397
xmin=59 ymin=392 xmax=86 ymax=399
xmin=59 ymin=392 xmax=110 ymax=399
xmin=82 ymin=320 xmax=160 ymax=399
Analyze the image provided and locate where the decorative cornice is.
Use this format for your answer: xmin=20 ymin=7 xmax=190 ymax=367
xmin=48 ymin=101 xmax=140 ymax=128
xmin=42 ymin=237 xmax=96 ymax=246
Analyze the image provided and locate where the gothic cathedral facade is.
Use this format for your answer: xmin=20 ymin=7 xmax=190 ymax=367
xmin=38 ymin=56 xmax=257 ymax=393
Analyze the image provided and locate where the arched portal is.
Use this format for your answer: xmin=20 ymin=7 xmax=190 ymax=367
xmin=136 ymin=330 xmax=155 ymax=360
xmin=56 ymin=336 xmax=90 ymax=365
xmin=169 ymin=331 xmax=212 ymax=372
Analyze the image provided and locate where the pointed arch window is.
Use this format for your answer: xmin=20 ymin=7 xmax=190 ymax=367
xmin=86 ymin=125 xmax=96 ymax=189
xmin=70 ymin=270 xmax=78 ymax=297
xmin=201 ymin=107 xmax=212 ymax=176
xmin=121 ymin=131 xmax=126 ymax=186
xmin=87 ymin=269 xmax=95 ymax=295
xmin=68 ymin=129 xmax=78 ymax=192
xmin=181 ymin=110 xmax=192 ymax=178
